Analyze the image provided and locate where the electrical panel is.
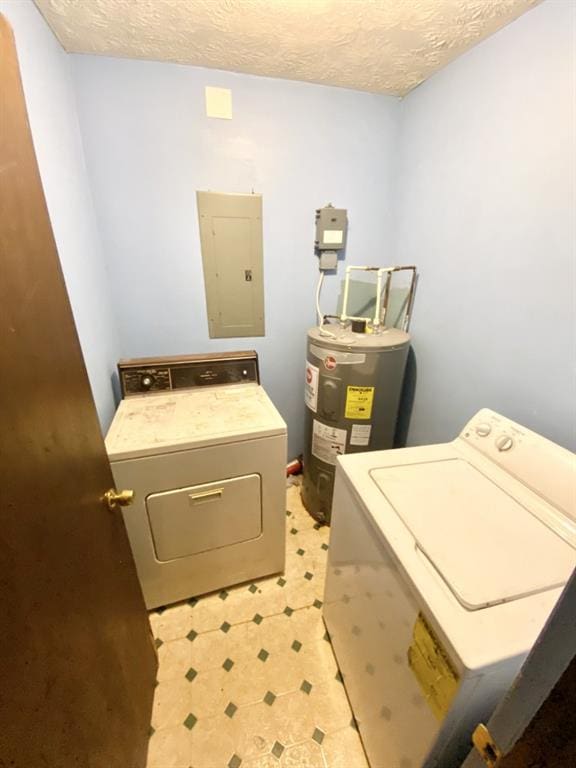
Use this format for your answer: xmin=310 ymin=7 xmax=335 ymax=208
xmin=197 ymin=191 xmax=265 ymax=339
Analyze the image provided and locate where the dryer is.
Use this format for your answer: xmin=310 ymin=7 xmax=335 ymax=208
xmin=323 ymin=409 xmax=575 ymax=768
xmin=105 ymin=351 xmax=286 ymax=609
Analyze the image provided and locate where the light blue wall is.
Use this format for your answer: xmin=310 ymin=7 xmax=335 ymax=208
xmin=395 ymin=0 xmax=576 ymax=450
xmin=0 ymin=0 xmax=121 ymax=432
xmin=18 ymin=0 xmax=570 ymax=455
xmin=71 ymin=56 xmax=399 ymax=457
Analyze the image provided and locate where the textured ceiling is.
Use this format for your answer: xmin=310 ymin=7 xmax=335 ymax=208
xmin=35 ymin=0 xmax=539 ymax=96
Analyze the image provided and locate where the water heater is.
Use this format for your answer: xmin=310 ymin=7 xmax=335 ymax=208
xmin=301 ymin=325 xmax=410 ymax=523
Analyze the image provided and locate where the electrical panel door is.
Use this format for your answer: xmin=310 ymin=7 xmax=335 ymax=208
xmin=197 ymin=191 xmax=265 ymax=338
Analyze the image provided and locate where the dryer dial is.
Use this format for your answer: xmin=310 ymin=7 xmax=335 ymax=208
xmin=495 ymin=434 xmax=514 ymax=452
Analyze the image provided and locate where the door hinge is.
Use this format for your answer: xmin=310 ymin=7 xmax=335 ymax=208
xmin=472 ymin=723 xmax=503 ymax=767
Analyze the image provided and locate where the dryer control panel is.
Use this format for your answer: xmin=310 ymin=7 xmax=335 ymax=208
xmin=118 ymin=351 xmax=259 ymax=397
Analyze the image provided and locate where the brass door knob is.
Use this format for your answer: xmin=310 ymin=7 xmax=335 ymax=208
xmin=472 ymin=723 xmax=502 ymax=767
xmin=104 ymin=488 xmax=135 ymax=510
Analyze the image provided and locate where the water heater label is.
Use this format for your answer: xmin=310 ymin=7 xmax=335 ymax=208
xmin=350 ymin=424 xmax=372 ymax=446
xmin=311 ymin=420 xmax=346 ymax=465
xmin=345 ymin=386 xmax=375 ymax=420
xmin=304 ymin=362 xmax=319 ymax=412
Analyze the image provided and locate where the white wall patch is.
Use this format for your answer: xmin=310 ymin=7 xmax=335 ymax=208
xmin=205 ymin=87 xmax=232 ymax=120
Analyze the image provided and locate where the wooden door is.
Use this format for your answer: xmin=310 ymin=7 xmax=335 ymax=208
xmin=463 ymin=569 xmax=576 ymax=768
xmin=0 ymin=15 xmax=157 ymax=768
xmin=498 ymin=655 xmax=576 ymax=767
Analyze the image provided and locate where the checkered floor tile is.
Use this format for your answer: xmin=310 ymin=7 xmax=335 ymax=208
xmin=146 ymin=481 xmax=369 ymax=768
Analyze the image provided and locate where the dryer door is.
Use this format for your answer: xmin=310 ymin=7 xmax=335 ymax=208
xmin=146 ymin=474 xmax=262 ymax=561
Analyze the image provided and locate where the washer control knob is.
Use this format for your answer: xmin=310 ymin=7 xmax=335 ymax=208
xmin=141 ymin=374 xmax=154 ymax=390
xmin=475 ymin=423 xmax=492 ymax=437
xmin=495 ymin=434 xmax=514 ymax=452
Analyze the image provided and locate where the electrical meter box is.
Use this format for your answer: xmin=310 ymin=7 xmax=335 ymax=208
xmin=315 ymin=206 xmax=348 ymax=251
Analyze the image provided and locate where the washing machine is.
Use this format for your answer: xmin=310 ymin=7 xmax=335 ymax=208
xmin=323 ymin=409 xmax=576 ymax=768
xmin=105 ymin=351 xmax=287 ymax=609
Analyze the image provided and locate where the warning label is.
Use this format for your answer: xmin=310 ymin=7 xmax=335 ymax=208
xmin=350 ymin=424 xmax=372 ymax=446
xmin=311 ymin=420 xmax=346 ymax=465
xmin=304 ymin=362 xmax=319 ymax=412
xmin=345 ymin=386 xmax=375 ymax=420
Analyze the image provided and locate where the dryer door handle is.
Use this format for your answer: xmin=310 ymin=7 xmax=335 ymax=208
xmin=188 ymin=489 xmax=223 ymax=504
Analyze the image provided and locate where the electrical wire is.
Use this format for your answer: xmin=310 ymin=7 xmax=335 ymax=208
xmin=315 ymin=271 xmax=324 ymax=327
xmin=315 ymin=272 xmax=337 ymax=338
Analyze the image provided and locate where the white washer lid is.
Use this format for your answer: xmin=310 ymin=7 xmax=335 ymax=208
xmin=370 ymin=459 xmax=576 ymax=610
xmin=106 ymin=383 xmax=286 ymax=460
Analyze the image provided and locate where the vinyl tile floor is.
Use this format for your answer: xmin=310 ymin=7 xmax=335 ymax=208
xmin=146 ymin=482 xmax=369 ymax=768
